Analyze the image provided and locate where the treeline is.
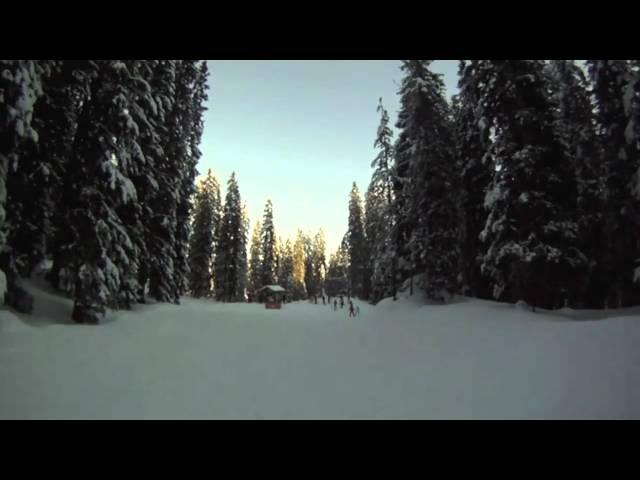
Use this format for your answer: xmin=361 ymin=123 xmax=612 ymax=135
xmin=344 ymin=60 xmax=640 ymax=310
xmin=188 ymin=175 xmax=328 ymax=301
xmin=3 ymin=60 xmax=638 ymax=320
xmin=0 ymin=60 xmax=209 ymax=323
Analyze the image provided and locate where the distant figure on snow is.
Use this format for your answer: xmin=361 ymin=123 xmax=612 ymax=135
xmin=349 ymin=301 xmax=355 ymax=318
xmin=356 ymin=305 xmax=360 ymax=316
xmin=322 ymin=295 xmax=326 ymax=305
xmin=340 ymin=297 xmax=344 ymax=309
xmin=334 ymin=299 xmax=337 ymax=311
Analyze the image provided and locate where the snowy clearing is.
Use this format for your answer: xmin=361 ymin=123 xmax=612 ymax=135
xmin=1 ymin=280 xmax=639 ymax=419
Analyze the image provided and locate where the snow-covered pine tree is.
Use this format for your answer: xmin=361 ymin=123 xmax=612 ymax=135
xmin=339 ymin=233 xmax=352 ymax=292
xmin=292 ymin=230 xmax=307 ymax=300
xmin=0 ymin=61 xmax=46 ymax=251
xmin=275 ymin=236 xmax=284 ymax=284
xmin=587 ymin=60 xmax=640 ymax=307
xmin=175 ymin=60 xmax=209 ymax=300
xmin=365 ymin=178 xmax=387 ymax=302
xmin=347 ymin=182 xmax=366 ymax=298
xmin=215 ymin=172 xmax=244 ymax=302
xmin=313 ymin=230 xmax=327 ymax=295
xmin=123 ymin=60 xmax=176 ymax=304
xmin=0 ymin=60 xmax=50 ymax=311
xmin=237 ymin=201 xmax=249 ymax=301
xmin=455 ymin=60 xmax=494 ymax=300
xmin=111 ymin=60 xmax=160 ymax=309
xmin=303 ymin=233 xmax=316 ymax=297
xmin=479 ymin=60 xmax=586 ymax=310
xmin=545 ymin=60 xmax=602 ymax=307
xmin=0 ymin=60 xmax=55 ymax=312
xmin=188 ymin=169 xmax=221 ymax=298
xmin=259 ymin=199 xmax=276 ymax=287
xmin=248 ymin=219 xmax=262 ymax=293
xmin=147 ymin=60 xmax=181 ymax=303
xmin=3 ymin=61 xmax=64 ymax=283
xmin=60 ymin=60 xmax=140 ymax=323
xmin=279 ymin=238 xmax=294 ymax=296
xmin=44 ymin=62 xmax=101 ymax=295
xmin=392 ymin=65 xmax=421 ymax=290
xmin=367 ymin=98 xmax=396 ymax=302
xmin=393 ymin=60 xmax=459 ymax=301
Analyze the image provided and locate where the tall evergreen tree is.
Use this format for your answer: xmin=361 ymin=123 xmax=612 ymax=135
xmin=313 ymin=230 xmax=327 ymax=294
xmin=279 ymin=238 xmax=294 ymax=296
xmin=303 ymin=233 xmax=316 ymax=296
xmin=259 ymin=199 xmax=276 ymax=287
xmin=347 ymin=183 xmax=367 ymax=298
xmin=0 ymin=60 xmax=50 ymax=309
xmin=587 ymin=60 xmax=640 ymax=307
xmin=215 ymin=173 xmax=244 ymax=302
xmin=43 ymin=61 xmax=98 ymax=295
xmin=57 ymin=60 xmax=140 ymax=323
xmin=292 ymin=229 xmax=307 ymax=300
xmin=545 ymin=60 xmax=602 ymax=307
xmin=3 ymin=61 xmax=72 ymax=283
xmin=147 ymin=60 xmax=181 ymax=304
xmin=455 ymin=60 xmax=494 ymax=299
xmin=188 ymin=169 xmax=221 ymax=298
xmin=112 ymin=60 xmax=162 ymax=309
xmin=392 ymin=60 xmax=459 ymax=301
xmin=274 ymin=236 xmax=284 ymax=284
xmin=479 ymin=60 xmax=586 ymax=310
xmin=392 ymin=66 xmax=420 ymax=289
xmin=248 ymin=219 xmax=263 ymax=293
xmin=365 ymin=180 xmax=393 ymax=302
xmin=367 ymin=99 xmax=396 ymax=302
xmin=123 ymin=60 xmax=177 ymax=305
xmin=175 ymin=60 xmax=209 ymax=300
xmin=237 ymin=201 xmax=249 ymax=300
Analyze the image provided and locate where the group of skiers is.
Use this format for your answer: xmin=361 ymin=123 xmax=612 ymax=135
xmin=310 ymin=293 xmax=360 ymax=317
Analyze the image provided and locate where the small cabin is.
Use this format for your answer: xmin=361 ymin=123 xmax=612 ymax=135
xmin=256 ymin=285 xmax=287 ymax=309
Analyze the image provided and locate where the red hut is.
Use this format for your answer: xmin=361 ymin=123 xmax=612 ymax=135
xmin=256 ymin=285 xmax=286 ymax=309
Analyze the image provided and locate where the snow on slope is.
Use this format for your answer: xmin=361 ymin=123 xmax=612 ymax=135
xmin=1 ymin=280 xmax=639 ymax=419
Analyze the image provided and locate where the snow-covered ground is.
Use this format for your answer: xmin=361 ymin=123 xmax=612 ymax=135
xmin=1 ymin=279 xmax=639 ymax=419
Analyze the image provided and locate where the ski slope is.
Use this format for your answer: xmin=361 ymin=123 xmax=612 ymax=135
xmin=1 ymin=279 xmax=639 ymax=419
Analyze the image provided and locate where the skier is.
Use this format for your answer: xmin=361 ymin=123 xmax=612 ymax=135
xmin=348 ymin=301 xmax=355 ymax=318
xmin=334 ymin=299 xmax=337 ymax=311
xmin=340 ymin=297 xmax=344 ymax=309
xmin=356 ymin=305 xmax=360 ymax=316
xmin=322 ymin=295 xmax=326 ymax=305
xmin=314 ymin=295 xmax=318 ymax=304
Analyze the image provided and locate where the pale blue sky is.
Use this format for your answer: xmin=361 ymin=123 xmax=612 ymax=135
xmin=198 ymin=60 xmax=459 ymax=254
